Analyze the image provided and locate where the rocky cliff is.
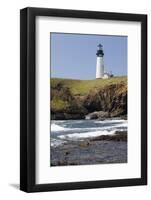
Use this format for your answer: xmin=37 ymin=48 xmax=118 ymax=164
xmin=51 ymin=77 xmax=127 ymax=120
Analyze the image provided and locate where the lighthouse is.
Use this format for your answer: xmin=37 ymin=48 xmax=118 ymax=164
xmin=96 ymin=44 xmax=104 ymax=79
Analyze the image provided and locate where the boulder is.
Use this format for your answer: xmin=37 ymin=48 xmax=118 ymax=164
xmin=85 ymin=111 xmax=110 ymax=120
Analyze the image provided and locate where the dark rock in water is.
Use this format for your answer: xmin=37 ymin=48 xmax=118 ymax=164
xmin=90 ymin=131 xmax=127 ymax=142
xmin=85 ymin=111 xmax=110 ymax=120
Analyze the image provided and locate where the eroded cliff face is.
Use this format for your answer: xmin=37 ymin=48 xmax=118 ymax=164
xmin=83 ymin=83 xmax=127 ymax=118
xmin=51 ymin=83 xmax=87 ymax=120
xmin=51 ymin=78 xmax=127 ymax=120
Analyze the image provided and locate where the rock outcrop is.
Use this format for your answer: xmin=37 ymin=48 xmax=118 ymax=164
xmin=83 ymin=83 xmax=127 ymax=118
xmin=85 ymin=111 xmax=110 ymax=119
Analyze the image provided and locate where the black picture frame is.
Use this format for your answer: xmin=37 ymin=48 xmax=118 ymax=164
xmin=20 ymin=7 xmax=147 ymax=192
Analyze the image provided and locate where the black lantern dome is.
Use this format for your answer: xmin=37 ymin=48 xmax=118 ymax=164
xmin=96 ymin=44 xmax=104 ymax=57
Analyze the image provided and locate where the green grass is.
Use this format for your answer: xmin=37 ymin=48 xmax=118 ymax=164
xmin=51 ymin=76 xmax=127 ymax=96
xmin=51 ymin=98 xmax=70 ymax=111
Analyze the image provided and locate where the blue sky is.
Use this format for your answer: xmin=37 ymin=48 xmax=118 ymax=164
xmin=50 ymin=33 xmax=127 ymax=80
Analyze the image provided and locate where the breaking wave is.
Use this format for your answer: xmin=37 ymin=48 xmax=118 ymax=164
xmin=50 ymin=119 xmax=127 ymax=146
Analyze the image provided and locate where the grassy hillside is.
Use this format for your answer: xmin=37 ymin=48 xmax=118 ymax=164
xmin=51 ymin=76 xmax=127 ymax=96
xmin=51 ymin=76 xmax=127 ymax=120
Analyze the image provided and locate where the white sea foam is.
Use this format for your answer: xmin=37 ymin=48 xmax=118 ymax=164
xmin=58 ymin=129 xmax=122 ymax=140
xmin=94 ymin=119 xmax=127 ymax=124
xmin=51 ymin=120 xmax=127 ymax=133
xmin=51 ymin=123 xmax=67 ymax=131
xmin=51 ymin=119 xmax=128 ymax=146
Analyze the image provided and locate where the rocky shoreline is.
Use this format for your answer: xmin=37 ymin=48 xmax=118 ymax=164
xmin=50 ymin=131 xmax=127 ymax=166
xmin=90 ymin=131 xmax=127 ymax=142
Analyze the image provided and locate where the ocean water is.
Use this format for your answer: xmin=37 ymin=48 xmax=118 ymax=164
xmin=50 ymin=119 xmax=127 ymax=147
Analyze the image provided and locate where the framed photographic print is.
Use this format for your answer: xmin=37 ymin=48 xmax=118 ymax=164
xmin=20 ymin=7 xmax=147 ymax=192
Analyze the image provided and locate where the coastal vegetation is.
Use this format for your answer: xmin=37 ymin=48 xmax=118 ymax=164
xmin=51 ymin=76 xmax=127 ymax=120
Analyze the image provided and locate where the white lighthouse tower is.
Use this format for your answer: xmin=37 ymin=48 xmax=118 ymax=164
xmin=96 ymin=44 xmax=104 ymax=79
